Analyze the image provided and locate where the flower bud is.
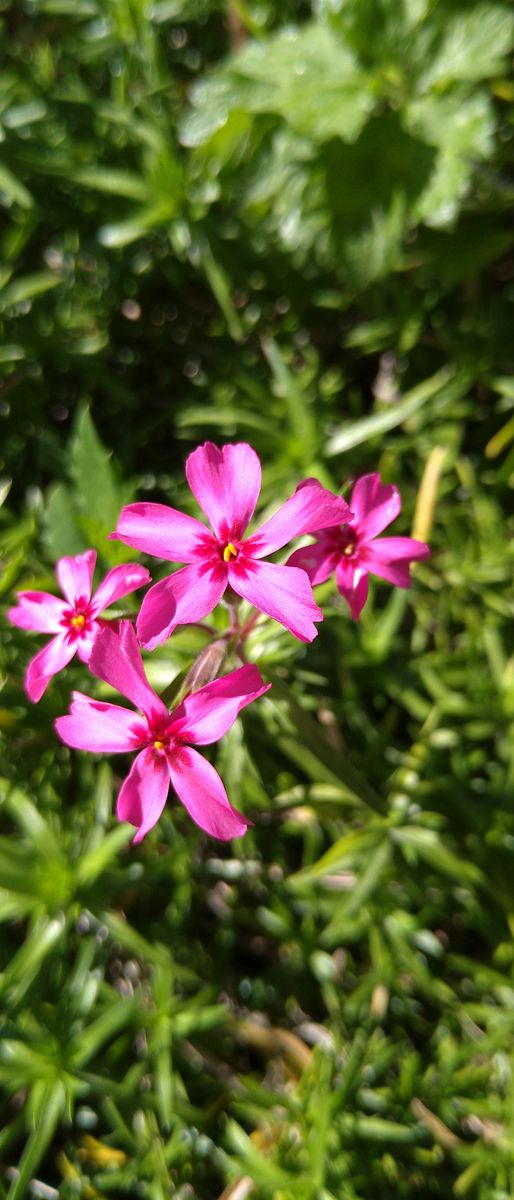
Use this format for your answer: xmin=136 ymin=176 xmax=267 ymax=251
xmin=183 ymin=639 xmax=228 ymax=695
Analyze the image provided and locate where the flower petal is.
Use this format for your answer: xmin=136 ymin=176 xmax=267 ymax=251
xmin=168 ymin=745 xmax=250 ymax=839
xmin=25 ymin=634 xmax=77 ymax=702
xmin=56 ymin=550 xmax=97 ymax=607
xmin=75 ymin=626 xmax=99 ymax=663
xmin=185 ymin=442 xmax=262 ymax=539
xmin=89 ymin=621 xmax=168 ymax=723
xmin=90 ymin=563 xmax=151 ymax=616
xmin=335 ymin=560 xmax=369 ymax=620
xmin=55 ymin=691 xmax=147 ymax=753
xmin=229 ymin=559 xmax=322 ymax=642
xmin=137 ymin=561 xmax=227 ymax=651
xmin=287 ymin=540 xmax=338 ymax=586
xmin=111 ymin=502 xmax=212 ymax=564
xmin=170 ymin=664 xmax=270 ymax=746
xmin=365 ymin=536 xmax=430 ymax=587
xmin=350 ymin=474 xmax=401 ymax=540
xmin=8 ymin=591 xmax=67 ymax=634
xmin=117 ymin=748 xmax=170 ymax=843
xmin=245 ymin=480 xmax=352 ymax=558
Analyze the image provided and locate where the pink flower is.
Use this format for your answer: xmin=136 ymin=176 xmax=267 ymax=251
xmin=8 ymin=551 xmax=151 ymax=702
xmin=288 ymin=472 xmax=430 ymax=619
xmin=55 ymin=621 xmax=270 ymax=842
xmin=111 ymin=441 xmax=352 ymax=648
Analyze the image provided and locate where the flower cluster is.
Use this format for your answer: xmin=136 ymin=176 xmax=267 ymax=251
xmin=288 ymin=472 xmax=430 ymax=620
xmin=8 ymin=442 xmax=429 ymax=842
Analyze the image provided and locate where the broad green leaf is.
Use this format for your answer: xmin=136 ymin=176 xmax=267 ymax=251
xmin=407 ymin=92 xmax=494 ymax=227
xmin=418 ymin=3 xmax=514 ymax=87
xmin=70 ymin=405 xmax=125 ymax=535
xmin=182 ymin=23 xmax=372 ymax=147
xmin=318 ymin=113 xmax=435 ymax=283
xmin=42 ymin=482 xmax=86 ymax=558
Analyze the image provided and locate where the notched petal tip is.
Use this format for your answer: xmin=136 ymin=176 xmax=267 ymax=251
xmin=90 ymin=562 xmax=152 ymax=618
xmin=185 ymin=441 xmax=262 ymax=540
xmin=350 ymin=473 xmax=402 ymax=540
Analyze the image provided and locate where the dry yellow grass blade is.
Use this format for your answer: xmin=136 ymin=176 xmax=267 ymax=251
xmin=78 ymin=1135 xmax=127 ymax=1168
xmin=235 ymin=1017 xmax=313 ymax=1075
xmin=411 ymin=1098 xmax=462 ymax=1149
xmin=411 ymin=445 xmax=446 ymax=544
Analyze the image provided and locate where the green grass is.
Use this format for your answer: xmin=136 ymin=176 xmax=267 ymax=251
xmin=1 ymin=1 xmax=514 ymax=1196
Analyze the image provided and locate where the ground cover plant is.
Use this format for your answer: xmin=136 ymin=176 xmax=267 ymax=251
xmin=1 ymin=0 xmax=514 ymax=1197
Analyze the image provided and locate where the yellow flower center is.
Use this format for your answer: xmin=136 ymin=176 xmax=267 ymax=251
xmin=341 ymin=530 xmax=357 ymax=557
xmin=153 ymin=740 xmax=165 ymax=751
xmin=70 ymin=613 xmax=86 ymax=630
xmin=223 ymin=541 xmax=238 ymax=563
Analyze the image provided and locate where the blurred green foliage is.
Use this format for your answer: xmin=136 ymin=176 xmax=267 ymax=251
xmin=1 ymin=0 xmax=514 ymax=1196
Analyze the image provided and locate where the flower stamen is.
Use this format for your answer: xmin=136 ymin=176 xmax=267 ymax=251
xmin=153 ymin=739 xmax=165 ymax=751
xmin=340 ymin=528 xmax=357 ymax=558
xmin=70 ymin=613 xmax=87 ymax=630
xmin=223 ymin=542 xmax=238 ymax=563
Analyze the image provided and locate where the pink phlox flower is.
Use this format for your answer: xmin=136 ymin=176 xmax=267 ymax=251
xmin=287 ymin=472 xmax=430 ymax=620
xmin=8 ymin=550 xmax=151 ymax=702
xmin=55 ymin=620 xmax=270 ymax=842
xmin=111 ymin=441 xmax=353 ymax=648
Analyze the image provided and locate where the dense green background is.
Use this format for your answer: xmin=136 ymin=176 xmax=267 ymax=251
xmin=1 ymin=1 xmax=514 ymax=1196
